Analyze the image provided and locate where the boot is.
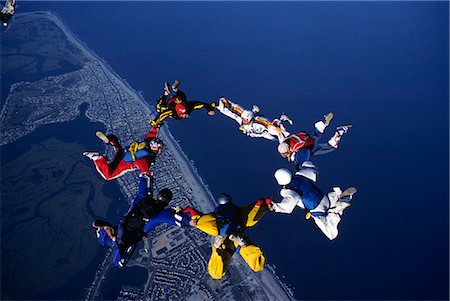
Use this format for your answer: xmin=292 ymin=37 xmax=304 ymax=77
xmin=164 ymin=82 xmax=171 ymax=96
xmin=96 ymin=131 xmax=110 ymax=144
xmin=340 ymin=187 xmax=357 ymax=200
xmin=324 ymin=112 xmax=334 ymax=127
xmin=280 ymin=113 xmax=293 ymax=125
xmin=171 ymin=79 xmax=180 ymax=92
xmin=83 ymin=151 xmax=101 ymax=161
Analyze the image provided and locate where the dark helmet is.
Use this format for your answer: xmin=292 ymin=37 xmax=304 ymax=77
xmin=149 ymin=138 xmax=163 ymax=153
xmin=217 ymin=193 xmax=232 ymax=205
xmin=156 ymin=188 xmax=172 ymax=205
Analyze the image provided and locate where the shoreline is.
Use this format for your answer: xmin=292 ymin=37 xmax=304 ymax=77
xmin=4 ymin=11 xmax=294 ymax=300
xmin=11 ymin=11 xmax=217 ymax=212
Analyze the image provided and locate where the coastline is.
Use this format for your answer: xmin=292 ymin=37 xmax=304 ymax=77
xmin=20 ymin=11 xmax=218 ymax=213
xmin=2 ymin=11 xmax=295 ymax=300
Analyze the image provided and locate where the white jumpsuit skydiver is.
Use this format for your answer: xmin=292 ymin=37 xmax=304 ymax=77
xmin=271 ymin=165 xmax=356 ymax=240
xmin=216 ymin=97 xmax=291 ymax=142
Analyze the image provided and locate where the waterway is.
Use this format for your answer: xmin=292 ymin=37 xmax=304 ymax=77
xmin=0 ymin=103 xmax=129 ymax=299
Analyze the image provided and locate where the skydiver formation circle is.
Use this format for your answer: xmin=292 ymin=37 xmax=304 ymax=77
xmin=84 ymin=80 xmax=356 ymax=278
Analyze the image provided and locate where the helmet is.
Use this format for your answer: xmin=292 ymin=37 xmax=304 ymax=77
xmin=277 ymin=142 xmax=290 ymax=154
xmin=217 ymin=193 xmax=232 ymax=205
xmin=175 ymin=103 xmax=188 ymax=117
xmin=241 ymin=110 xmax=254 ymax=121
xmin=156 ymin=188 xmax=172 ymax=205
xmin=149 ymin=139 xmax=163 ymax=152
xmin=274 ymin=168 xmax=292 ymax=186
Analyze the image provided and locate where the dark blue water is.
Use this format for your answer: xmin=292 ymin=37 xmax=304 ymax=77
xmin=100 ymin=266 xmax=148 ymax=300
xmin=0 ymin=103 xmax=129 ymax=299
xmin=0 ymin=25 xmax=82 ymax=107
xmin=12 ymin=2 xmax=450 ymax=300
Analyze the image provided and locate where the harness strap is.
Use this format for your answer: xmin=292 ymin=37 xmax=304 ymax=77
xmin=128 ymin=141 xmax=147 ymax=160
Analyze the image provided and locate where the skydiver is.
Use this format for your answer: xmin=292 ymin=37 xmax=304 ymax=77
xmin=271 ymin=166 xmax=357 ymax=240
xmin=83 ymin=125 xmax=162 ymax=180
xmin=216 ymin=97 xmax=292 ymax=142
xmin=93 ymin=174 xmax=175 ymax=267
xmin=277 ymin=113 xmax=351 ymax=169
xmin=192 ymin=193 xmax=271 ymax=279
xmin=0 ymin=0 xmax=15 ymax=27
xmin=149 ymin=80 xmax=216 ymax=127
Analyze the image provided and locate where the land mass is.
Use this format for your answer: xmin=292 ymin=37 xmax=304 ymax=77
xmin=0 ymin=11 xmax=294 ymax=300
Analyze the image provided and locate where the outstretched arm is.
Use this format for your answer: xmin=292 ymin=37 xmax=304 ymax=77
xmin=143 ymin=208 xmax=179 ymax=233
xmin=143 ymin=207 xmax=199 ymax=233
xmin=132 ymin=174 xmax=152 ymax=207
xmin=144 ymin=126 xmax=159 ymax=142
xmin=271 ymin=189 xmax=301 ymax=214
xmin=150 ymin=110 xmax=173 ymax=127
xmin=240 ymin=198 xmax=271 ymax=228
xmin=244 ymin=123 xmax=277 ymax=141
xmin=216 ymin=98 xmax=243 ymax=124
xmin=186 ymin=100 xmax=216 ymax=115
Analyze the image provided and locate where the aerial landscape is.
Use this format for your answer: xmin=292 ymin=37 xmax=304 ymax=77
xmin=1 ymin=10 xmax=292 ymax=301
xmin=1 ymin=2 xmax=448 ymax=301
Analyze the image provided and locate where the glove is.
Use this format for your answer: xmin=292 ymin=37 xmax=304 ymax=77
xmin=213 ymin=235 xmax=225 ymax=249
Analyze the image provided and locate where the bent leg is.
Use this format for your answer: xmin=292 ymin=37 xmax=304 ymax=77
xmin=239 ymin=243 xmax=265 ymax=272
xmin=311 ymin=143 xmax=336 ymax=156
xmin=176 ymin=90 xmax=187 ymax=102
xmin=208 ymin=243 xmax=235 ymax=279
xmin=312 ymin=214 xmax=340 ymax=240
xmin=93 ymin=157 xmax=133 ymax=180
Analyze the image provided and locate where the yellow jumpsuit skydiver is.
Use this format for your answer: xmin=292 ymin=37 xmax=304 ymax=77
xmin=195 ymin=199 xmax=270 ymax=279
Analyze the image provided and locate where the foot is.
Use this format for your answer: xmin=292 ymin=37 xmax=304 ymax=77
xmin=83 ymin=151 xmax=101 ymax=161
xmin=340 ymin=187 xmax=357 ymax=199
xmin=164 ymin=82 xmax=170 ymax=96
xmin=96 ymin=131 xmax=110 ymax=144
xmin=328 ymin=124 xmax=352 ymax=148
xmin=280 ymin=114 xmax=293 ymax=125
xmin=171 ymin=79 xmax=180 ymax=92
xmin=324 ymin=112 xmax=334 ymax=127
xmin=336 ymin=124 xmax=352 ymax=136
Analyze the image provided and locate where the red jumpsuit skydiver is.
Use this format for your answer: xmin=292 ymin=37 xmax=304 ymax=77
xmin=86 ymin=126 xmax=161 ymax=180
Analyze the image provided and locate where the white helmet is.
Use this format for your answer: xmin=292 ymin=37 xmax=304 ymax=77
xmin=277 ymin=142 xmax=290 ymax=154
xmin=241 ymin=110 xmax=254 ymax=121
xmin=274 ymin=168 xmax=292 ymax=186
